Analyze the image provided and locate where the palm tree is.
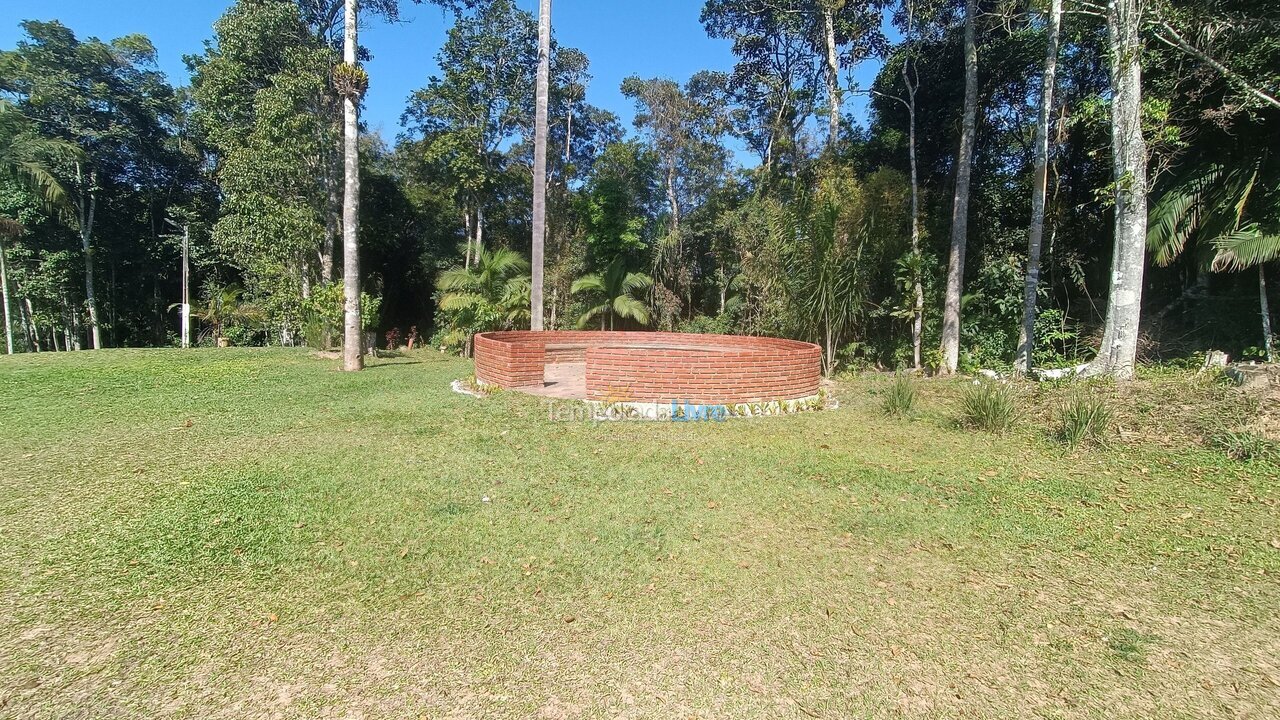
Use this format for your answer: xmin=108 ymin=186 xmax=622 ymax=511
xmin=436 ymin=247 xmax=531 ymax=355
xmin=530 ymin=0 xmax=551 ymax=330
xmin=571 ymin=257 xmax=652 ymax=330
xmin=0 ymin=101 xmax=81 ymax=354
xmin=185 ymin=284 xmax=265 ymax=346
xmin=339 ymin=0 xmax=365 ymax=371
xmin=1148 ymin=153 xmax=1279 ymax=362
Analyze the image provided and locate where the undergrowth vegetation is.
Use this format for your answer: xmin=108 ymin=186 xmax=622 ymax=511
xmin=958 ymin=381 xmax=1019 ymax=434
xmin=880 ymin=373 xmax=917 ymax=416
xmin=1056 ymin=391 xmax=1114 ymax=448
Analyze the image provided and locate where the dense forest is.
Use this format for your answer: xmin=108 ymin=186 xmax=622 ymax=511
xmin=0 ymin=0 xmax=1277 ymax=378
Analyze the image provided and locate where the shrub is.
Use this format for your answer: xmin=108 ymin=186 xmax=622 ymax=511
xmin=1212 ymin=430 xmax=1279 ymax=463
xmin=1056 ymin=392 xmax=1112 ymax=447
xmin=959 ymin=382 xmax=1018 ymax=433
xmin=882 ymin=374 xmax=916 ymax=416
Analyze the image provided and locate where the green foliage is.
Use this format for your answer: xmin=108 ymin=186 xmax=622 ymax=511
xmin=959 ymin=382 xmax=1018 ymax=434
xmin=1212 ymin=430 xmax=1279 ymax=464
xmin=1033 ymin=308 xmax=1086 ymax=369
xmin=434 ymin=247 xmax=530 ymax=352
xmin=571 ymin=256 xmax=652 ymax=329
xmin=578 ymin=140 xmax=659 ymax=263
xmin=881 ymin=374 xmax=916 ymax=417
xmin=958 ymin=256 xmax=1024 ymax=372
xmin=190 ymin=282 xmax=265 ymax=345
xmin=1056 ymin=391 xmax=1113 ymax=448
xmin=190 ymin=0 xmax=339 ymax=334
xmin=0 ymin=19 xmax=202 ymax=347
xmin=677 ymin=313 xmax=735 ymax=336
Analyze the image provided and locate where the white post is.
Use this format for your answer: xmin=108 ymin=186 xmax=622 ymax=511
xmin=181 ymin=224 xmax=190 ymax=349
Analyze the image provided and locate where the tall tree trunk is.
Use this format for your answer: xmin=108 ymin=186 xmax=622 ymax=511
xmin=530 ymin=0 xmax=551 ymax=331
xmin=903 ymin=58 xmax=923 ymax=370
xmin=463 ymin=207 xmax=473 ymax=269
xmin=1085 ymin=0 xmax=1148 ymax=380
xmin=323 ymin=181 xmax=339 ymax=282
xmin=341 ymin=0 xmax=363 ymax=372
xmin=1015 ymin=0 xmax=1063 ymax=374
xmin=665 ymin=164 xmax=680 ymax=233
xmin=0 ymin=237 xmax=12 ymax=354
xmin=76 ymin=163 xmax=102 ymax=350
xmin=24 ymin=297 xmax=40 ymax=352
xmin=940 ymin=0 xmax=979 ymax=375
xmin=475 ymin=206 xmax=484 ymax=258
xmin=1262 ymin=264 xmax=1275 ymax=364
xmin=822 ymin=6 xmax=842 ymax=149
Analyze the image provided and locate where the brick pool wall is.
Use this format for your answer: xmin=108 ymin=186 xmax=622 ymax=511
xmin=473 ymin=331 xmax=822 ymax=403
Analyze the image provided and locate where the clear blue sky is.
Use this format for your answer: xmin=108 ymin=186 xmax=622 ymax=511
xmin=0 ymin=0 xmax=882 ymax=164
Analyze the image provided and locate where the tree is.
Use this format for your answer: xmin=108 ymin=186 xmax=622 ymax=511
xmin=701 ymin=0 xmax=820 ymax=177
xmin=875 ymin=0 xmax=927 ymax=369
xmin=786 ymin=174 xmax=871 ymax=376
xmin=571 ymin=257 xmax=652 ymax=330
xmin=0 ymin=102 xmax=81 ymax=354
xmin=1015 ymin=0 xmax=1063 ymax=374
xmin=339 ymin=0 xmax=364 ymax=371
xmin=939 ymin=0 xmax=978 ymax=375
xmin=403 ymin=0 xmax=538 ymax=269
xmin=435 ymin=246 xmax=530 ymax=354
xmin=0 ymin=21 xmax=180 ymax=350
xmin=621 ymin=73 xmax=729 ymax=322
xmin=1085 ymin=0 xmax=1148 ymax=380
xmin=1148 ymin=155 xmax=1280 ymax=363
xmin=530 ymin=0 xmax=551 ymax=331
xmin=189 ymin=0 xmax=336 ymax=339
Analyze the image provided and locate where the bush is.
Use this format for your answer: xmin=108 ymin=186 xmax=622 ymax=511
xmin=959 ymin=382 xmax=1018 ymax=433
xmin=677 ymin=313 xmax=736 ymax=336
xmin=882 ymin=374 xmax=916 ymax=416
xmin=1056 ymin=392 xmax=1112 ymax=447
xmin=1212 ymin=430 xmax=1279 ymax=463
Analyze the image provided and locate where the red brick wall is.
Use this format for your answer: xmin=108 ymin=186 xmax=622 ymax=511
xmin=473 ymin=332 xmax=545 ymax=387
xmin=474 ymin=331 xmax=821 ymax=403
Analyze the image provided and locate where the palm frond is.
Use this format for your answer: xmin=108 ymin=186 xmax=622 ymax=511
xmin=437 ymin=291 xmax=488 ymax=311
xmin=436 ymin=267 xmax=480 ymax=292
xmin=613 ymin=295 xmax=650 ymax=325
xmin=1147 ymin=164 xmax=1219 ymax=267
xmin=1211 ymin=227 xmax=1280 ymax=272
xmin=576 ymin=303 xmax=610 ymax=329
xmin=619 ymin=271 xmax=653 ymax=295
xmin=570 ymin=274 xmax=605 ymax=294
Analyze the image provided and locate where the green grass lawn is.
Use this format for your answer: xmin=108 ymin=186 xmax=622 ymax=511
xmin=1 ymin=348 xmax=1277 ymax=718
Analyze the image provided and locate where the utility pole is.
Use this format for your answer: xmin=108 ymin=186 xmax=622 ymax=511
xmin=166 ymin=218 xmax=191 ymax=348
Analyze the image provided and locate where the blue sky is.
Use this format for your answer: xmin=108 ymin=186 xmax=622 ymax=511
xmin=1 ymin=0 xmax=883 ymax=164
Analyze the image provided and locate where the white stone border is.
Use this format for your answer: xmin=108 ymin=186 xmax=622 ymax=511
xmin=584 ymin=393 xmax=833 ymax=422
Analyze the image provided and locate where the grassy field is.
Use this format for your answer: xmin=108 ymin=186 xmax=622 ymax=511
xmin=0 ymin=348 xmax=1277 ymax=719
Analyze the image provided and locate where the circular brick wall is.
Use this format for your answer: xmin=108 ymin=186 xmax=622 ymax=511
xmin=474 ymin=330 xmax=822 ymax=404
